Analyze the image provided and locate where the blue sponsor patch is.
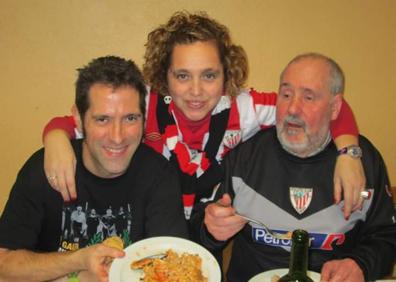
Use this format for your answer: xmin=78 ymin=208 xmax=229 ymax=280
xmin=252 ymin=228 xmax=292 ymax=247
xmin=252 ymin=228 xmax=345 ymax=250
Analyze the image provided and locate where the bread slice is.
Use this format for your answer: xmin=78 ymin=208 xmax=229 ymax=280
xmin=103 ymin=236 xmax=124 ymax=250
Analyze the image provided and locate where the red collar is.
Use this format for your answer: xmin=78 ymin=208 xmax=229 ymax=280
xmin=171 ymin=103 xmax=211 ymax=150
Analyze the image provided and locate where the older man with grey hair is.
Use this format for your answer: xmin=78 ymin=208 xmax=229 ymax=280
xmin=201 ymin=53 xmax=396 ymax=282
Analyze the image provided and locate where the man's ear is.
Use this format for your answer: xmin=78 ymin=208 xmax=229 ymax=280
xmin=71 ymin=105 xmax=83 ymax=132
xmin=330 ymin=93 xmax=343 ymax=121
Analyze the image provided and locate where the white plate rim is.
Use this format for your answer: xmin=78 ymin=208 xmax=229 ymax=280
xmin=249 ymin=268 xmax=320 ymax=282
xmin=109 ymin=236 xmax=221 ymax=282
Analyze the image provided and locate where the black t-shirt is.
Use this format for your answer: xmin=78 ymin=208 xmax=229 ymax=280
xmin=0 ymin=140 xmax=188 ymax=252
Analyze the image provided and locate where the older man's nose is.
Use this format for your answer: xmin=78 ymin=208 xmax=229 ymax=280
xmin=288 ymin=96 xmax=303 ymax=115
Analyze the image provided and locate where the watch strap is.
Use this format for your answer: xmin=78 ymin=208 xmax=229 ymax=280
xmin=337 ymin=145 xmax=362 ymax=158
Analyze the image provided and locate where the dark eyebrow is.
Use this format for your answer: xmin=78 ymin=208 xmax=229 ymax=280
xmin=126 ymin=113 xmax=143 ymax=118
xmin=202 ymin=69 xmax=221 ymax=75
xmin=170 ymin=67 xmax=221 ymax=73
xmin=92 ymin=114 xmax=109 ymax=119
xmin=203 ymin=68 xmax=220 ymax=72
xmin=169 ymin=68 xmax=189 ymax=74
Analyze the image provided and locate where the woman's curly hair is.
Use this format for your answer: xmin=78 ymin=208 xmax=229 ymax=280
xmin=143 ymin=11 xmax=248 ymax=97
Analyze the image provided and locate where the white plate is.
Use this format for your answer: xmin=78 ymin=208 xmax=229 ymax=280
xmin=109 ymin=236 xmax=221 ymax=282
xmin=249 ymin=268 xmax=320 ymax=282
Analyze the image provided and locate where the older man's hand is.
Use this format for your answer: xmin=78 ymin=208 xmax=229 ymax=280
xmin=204 ymin=193 xmax=247 ymax=241
xmin=320 ymin=258 xmax=364 ymax=282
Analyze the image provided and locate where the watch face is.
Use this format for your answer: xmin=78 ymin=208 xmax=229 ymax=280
xmin=348 ymin=146 xmax=362 ymax=158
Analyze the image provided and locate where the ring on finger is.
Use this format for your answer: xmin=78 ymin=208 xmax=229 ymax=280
xmin=47 ymin=175 xmax=57 ymax=182
xmin=360 ymin=190 xmax=371 ymax=200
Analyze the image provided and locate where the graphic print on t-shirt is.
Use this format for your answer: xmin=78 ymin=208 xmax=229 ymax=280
xmin=59 ymin=202 xmax=132 ymax=252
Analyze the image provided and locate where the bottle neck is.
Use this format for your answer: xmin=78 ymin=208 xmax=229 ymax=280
xmin=279 ymin=230 xmax=313 ymax=282
xmin=288 ymin=238 xmax=309 ymax=274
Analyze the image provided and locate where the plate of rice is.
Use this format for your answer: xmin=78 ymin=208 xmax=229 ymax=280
xmin=109 ymin=236 xmax=221 ymax=282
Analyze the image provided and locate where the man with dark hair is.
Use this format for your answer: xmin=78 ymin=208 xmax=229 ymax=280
xmin=75 ymin=56 xmax=147 ymax=122
xmin=201 ymin=53 xmax=396 ymax=282
xmin=0 ymin=56 xmax=188 ymax=281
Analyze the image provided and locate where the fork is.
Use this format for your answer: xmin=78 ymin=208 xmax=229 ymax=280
xmin=215 ymin=202 xmax=291 ymax=240
xmin=235 ymin=212 xmax=291 ymax=240
xmin=131 ymin=253 xmax=167 ymax=269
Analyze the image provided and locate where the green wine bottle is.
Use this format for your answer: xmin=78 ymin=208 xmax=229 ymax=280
xmin=278 ymin=229 xmax=314 ymax=282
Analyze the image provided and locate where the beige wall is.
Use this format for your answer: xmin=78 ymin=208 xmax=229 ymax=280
xmin=1 ymin=0 xmax=395 ymax=212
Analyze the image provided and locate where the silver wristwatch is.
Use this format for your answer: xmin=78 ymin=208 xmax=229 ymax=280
xmin=337 ymin=145 xmax=362 ymax=159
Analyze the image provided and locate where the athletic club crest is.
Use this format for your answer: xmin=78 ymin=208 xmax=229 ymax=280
xmin=290 ymin=187 xmax=313 ymax=214
xmin=223 ymin=130 xmax=242 ymax=149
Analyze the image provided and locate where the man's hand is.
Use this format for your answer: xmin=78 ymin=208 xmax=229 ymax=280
xmin=320 ymin=258 xmax=364 ymax=282
xmin=77 ymin=243 xmax=125 ymax=282
xmin=0 ymin=243 xmax=124 ymax=282
xmin=204 ymin=193 xmax=247 ymax=241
